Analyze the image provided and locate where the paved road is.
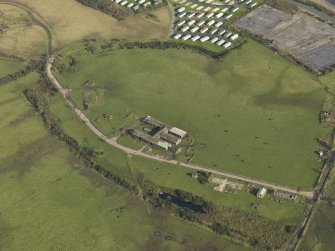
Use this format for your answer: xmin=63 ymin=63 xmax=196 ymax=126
xmin=46 ymin=56 xmax=314 ymax=199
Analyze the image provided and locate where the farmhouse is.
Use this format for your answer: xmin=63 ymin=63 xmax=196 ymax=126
xmin=160 ymin=133 xmax=182 ymax=145
xmin=274 ymin=191 xmax=296 ymax=200
xmin=257 ymin=188 xmax=267 ymax=198
xmin=169 ymin=127 xmax=187 ymax=138
xmin=143 ymin=116 xmax=166 ymax=129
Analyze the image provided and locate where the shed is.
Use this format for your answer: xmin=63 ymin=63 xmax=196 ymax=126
xmin=157 ymin=141 xmax=171 ymax=150
xmin=169 ymin=127 xmax=187 ymax=138
xmin=257 ymin=188 xmax=267 ymax=198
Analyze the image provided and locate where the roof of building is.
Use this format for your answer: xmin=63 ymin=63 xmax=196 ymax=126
xmin=157 ymin=141 xmax=171 ymax=149
xmin=169 ymin=127 xmax=187 ymax=137
xmin=143 ymin=116 xmax=165 ymax=128
xmin=160 ymin=133 xmax=181 ymax=144
xmin=132 ymin=130 xmax=158 ymax=145
xmin=257 ymin=188 xmax=267 ymax=196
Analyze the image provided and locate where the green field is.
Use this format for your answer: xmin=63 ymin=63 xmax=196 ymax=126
xmin=0 ymin=57 xmax=25 ymax=78
xmin=0 ymin=71 xmax=251 ymax=251
xmin=55 ymin=39 xmax=331 ymax=189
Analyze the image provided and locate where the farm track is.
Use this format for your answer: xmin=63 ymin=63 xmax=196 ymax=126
xmin=46 ymin=55 xmax=315 ymax=199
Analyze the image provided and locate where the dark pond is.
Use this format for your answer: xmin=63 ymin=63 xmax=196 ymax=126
xmin=158 ymin=192 xmax=204 ymax=213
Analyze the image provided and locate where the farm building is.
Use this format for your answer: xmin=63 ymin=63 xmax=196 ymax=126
xmin=169 ymin=127 xmax=187 ymax=138
xmin=273 ymin=191 xmax=296 ymax=200
xmin=131 ymin=130 xmax=171 ymax=150
xmin=257 ymin=188 xmax=267 ymax=198
xmin=160 ymin=133 xmax=182 ymax=145
xmin=143 ymin=116 xmax=166 ymax=129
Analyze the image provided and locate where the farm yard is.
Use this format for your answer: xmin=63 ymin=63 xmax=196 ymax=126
xmin=171 ymin=0 xmax=261 ymax=50
xmin=236 ymin=4 xmax=335 ymax=74
xmin=54 ymin=38 xmax=331 ymax=189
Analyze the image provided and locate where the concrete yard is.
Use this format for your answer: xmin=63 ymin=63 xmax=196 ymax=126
xmin=236 ymin=4 xmax=335 ymax=73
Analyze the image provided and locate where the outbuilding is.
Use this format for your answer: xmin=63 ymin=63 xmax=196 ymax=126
xmin=257 ymin=188 xmax=267 ymax=198
xmin=169 ymin=127 xmax=187 ymax=138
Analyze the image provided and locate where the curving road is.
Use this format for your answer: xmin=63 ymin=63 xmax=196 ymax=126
xmin=46 ymin=55 xmax=314 ymax=199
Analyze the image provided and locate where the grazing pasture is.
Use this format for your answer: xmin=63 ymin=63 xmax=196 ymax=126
xmin=55 ymin=39 xmax=331 ymax=189
xmin=0 ymin=57 xmax=25 ymax=78
xmin=0 ymin=68 xmax=249 ymax=251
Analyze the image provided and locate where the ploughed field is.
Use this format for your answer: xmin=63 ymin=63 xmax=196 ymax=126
xmin=56 ymin=39 xmax=331 ymax=189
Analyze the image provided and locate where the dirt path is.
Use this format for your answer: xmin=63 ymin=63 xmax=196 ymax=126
xmin=46 ymin=55 xmax=315 ymax=199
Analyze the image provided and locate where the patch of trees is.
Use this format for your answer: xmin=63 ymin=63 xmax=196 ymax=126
xmin=76 ymin=0 xmax=133 ymax=20
xmin=196 ymin=171 xmax=211 ymax=184
xmin=24 ymin=74 xmax=137 ymax=193
xmin=139 ymin=179 xmax=292 ymax=250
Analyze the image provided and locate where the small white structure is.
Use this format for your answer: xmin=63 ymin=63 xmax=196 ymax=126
xmin=120 ymin=1 xmax=127 ymax=6
xmin=174 ymin=33 xmax=182 ymax=39
xmin=211 ymin=37 xmax=219 ymax=43
xmin=206 ymin=0 xmax=213 ymax=3
xmin=187 ymin=12 xmax=196 ymax=18
xmin=211 ymin=28 xmax=218 ymax=34
xmin=182 ymin=34 xmax=191 ymax=40
xmin=200 ymin=27 xmax=208 ymax=33
xmin=177 ymin=7 xmax=186 ymax=13
xmin=245 ymin=0 xmax=252 ymax=5
xmin=188 ymin=20 xmax=196 ymax=26
xmin=225 ymin=31 xmax=232 ymax=38
xmin=230 ymin=34 xmax=239 ymax=40
xmin=200 ymin=36 xmax=210 ymax=42
xmin=190 ymin=3 xmax=198 ymax=8
xmin=215 ymin=21 xmax=223 ymax=27
xmin=232 ymin=7 xmax=239 ymax=12
xmin=223 ymin=41 xmax=232 ymax=48
xmin=115 ymin=0 xmax=122 ymax=3
xmin=217 ymin=39 xmax=225 ymax=46
xmin=181 ymin=26 xmax=190 ymax=32
xmin=207 ymin=20 xmax=215 ymax=26
xmin=127 ymin=3 xmax=134 ymax=8
xmin=219 ymin=30 xmax=226 ymax=36
xmin=191 ymin=26 xmax=200 ymax=33
xmin=216 ymin=12 xmax=224 ymax=18
xmin=169 ymin=127 xmax=187 ymax=138
xmin=196 ymin=12 xmax=205 ymax=18
xmin=225 ymin=14 xmax=233 ymax=19
xmin=133 ymin=5 xmax=140 ymax=10
xmin=191 ymin=35 xmax=201 ymax=41
xmin=196 ymin=6 xmax=204 ymax=11
xmin=178 ymin=12 xmax=186 ymax=18
xmin=177 ymin=20 xmax=186 ymax=26
xmin=222 ymin=7 xmax=229 ymax=13
xmin=204 ymin=7 xmax=211 ymax=12
xmin=212 ymin=7 xmax=220 ymax=12
xmin=206 ymin=12 xmax=214 ymax=18
xmin=197 ymin=20 xmax=205 ymax=26
xmin=250 ymin=2 xmax=257 ymax=8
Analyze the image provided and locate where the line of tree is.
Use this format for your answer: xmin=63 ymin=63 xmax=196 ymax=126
xmin=24 ymin=72 xmax=137 ymax=193
xmin=139 ymin=179 xmax=293 ymax=250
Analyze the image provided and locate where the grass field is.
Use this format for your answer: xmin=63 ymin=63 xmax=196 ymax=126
xmin=55 ymin=39 xmax=331 ymax=189
xmin=0 ymin=57 xmax=25 ymax=77
xmin=0 ymin=4 xmax=48 ymax=57
xmin=0 ymin=69 xmax=251 ymax=250
xmin=5 ymin=0 xmax=170 ymax=54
